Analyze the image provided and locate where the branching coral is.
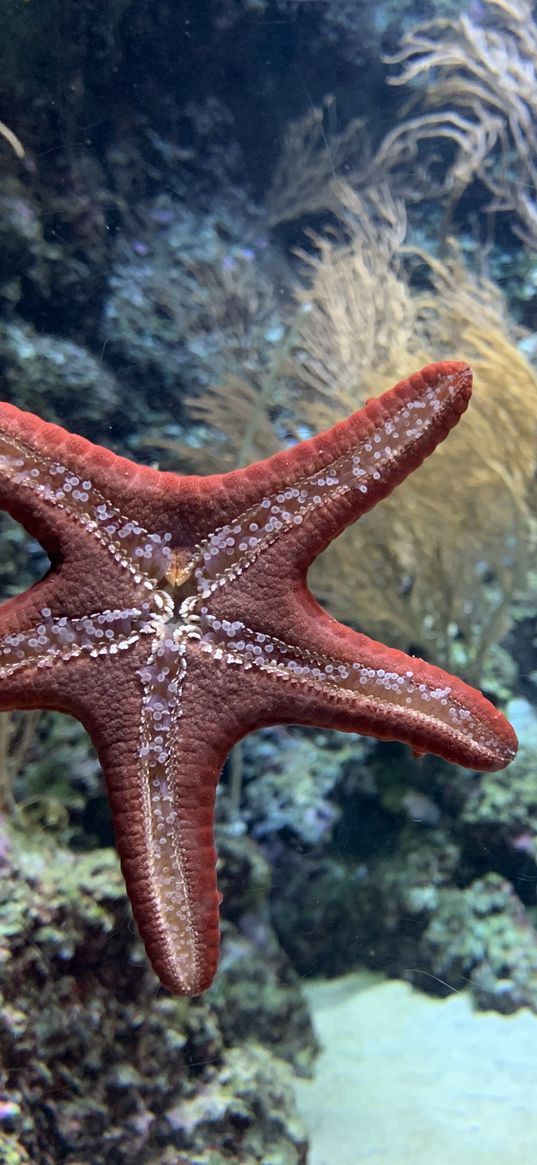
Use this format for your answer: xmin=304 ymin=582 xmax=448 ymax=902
xmin=263 ymin=1 xmax=537 ymax=247
xmin=161 ymin=189 xmax=537 ymax=682
xmin=294 ymin=203 xmax=537 ymax=679
xmin=266 ymin=96 xmax=368 ymax=228
xmin=382 ymin=0 xmax=537 ymax=243
xmin=0 ymin=120 xmax=24 ymax=158
xmin=0 ymin=711 xmax=40 ymax=814
xmin=290 ymin=186 xmax=415 ymax=423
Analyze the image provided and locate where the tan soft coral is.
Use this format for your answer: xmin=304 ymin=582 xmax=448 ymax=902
xmin=149 ymin=192 xmax=537 ymax=684
xmin=381 ymin=0 xmax=537 ymax=244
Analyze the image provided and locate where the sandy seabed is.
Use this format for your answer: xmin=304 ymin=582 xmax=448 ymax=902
xmin=294 ymin=975 xmax=537 ymax=1165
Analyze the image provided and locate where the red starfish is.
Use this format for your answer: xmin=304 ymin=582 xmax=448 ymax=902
xmin=0 ymin=362 xmax=516 ymax=994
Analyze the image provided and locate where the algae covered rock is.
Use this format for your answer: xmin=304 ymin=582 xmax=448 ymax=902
xmin=462 ymin=698 xmax=537 ymax=858
xmin=210 ymin=828 xmax=318 ymax=1075
xmin=0 ymin=822 xmax=312 ymax=1164
xmin=162 ymin=1044 xmax=307 ymax=1165
xmin=101 ymin=192 xmax=285 ymax=416
xmin=242 ymin=727 xmax=369 ymax=847
xmin=418 ymin=872 xmax=537 ymax=1014
xmin=0 ymin=318 xmax=120 ymax=437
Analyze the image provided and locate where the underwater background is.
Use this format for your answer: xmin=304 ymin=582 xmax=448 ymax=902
xmin=1 ymin=0 xmax=537 ymax=1162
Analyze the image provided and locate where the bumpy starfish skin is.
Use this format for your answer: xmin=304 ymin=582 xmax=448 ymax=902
xmin=0 ymin=362 xmax=517 ymax=994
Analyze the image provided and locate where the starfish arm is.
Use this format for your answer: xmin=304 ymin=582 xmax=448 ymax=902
xmin=88 ymin=644 xmax=237 ymax=997
xmin=0 ymin=401 xmax=176 ymax=587
xmin=0 ymin=626 xmax=226 ymax=997
xmin=0 ymin=607 xmax=156 ymax=710
xmin=195 ymin=362 xmax=472 ymax=589
xmin=199 ymin=614 xmax=517 ymax=771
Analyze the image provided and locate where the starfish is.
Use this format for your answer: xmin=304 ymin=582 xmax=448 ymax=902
xmin=0 ymin=361 xmax=516 ymax=994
